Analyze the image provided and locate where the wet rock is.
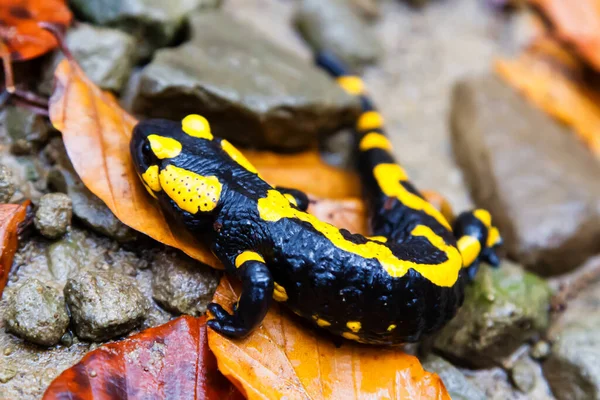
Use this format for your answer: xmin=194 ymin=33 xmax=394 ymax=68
xmin=294 ymin=0 xmax=382 ymax=70
xmin=48 ymin=166 xmax=135 ymax=241
xmin=3 ymin=279 xmax=70 ymax=346
xmin=65 ymin=270 xmax=150 ymax=341
xmin=543 ymin=280 xmax=600 ymax=400
xmin=511 ymin=357 xmax=538 ymax=394
xmin=151 ymin=251 xmax=219 ymax=316
xmin=68 ymin=0 xmax=221 ymax=60
xmin=0 ymin=364 xmax=17 ymax=383
xmin=34 ymin=193 xmax=72 ymax=239
xmin=47 ymin=235 xmax=83 ymax=284
xmin=0 ymin=164 xmax=15 ymax=203
xmin=2 ymin=106 xmax=48 ymax=155
xmin=434 ymin=261 xmax=551 ymax=368
xmin=531 ymin=340 xmax=551 ymax=361
xmin=422 ymin=355 xmax=486 ymax=400
xmin=131 ymin=11 xmax=360 ymax=150
xmin=40 ymin=24 xmax=136 ymax=94
xmin=451 ymin=75 xmax=600 ymax=275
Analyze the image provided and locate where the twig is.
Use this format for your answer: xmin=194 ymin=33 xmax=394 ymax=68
xmin=548 ymin=254 xmax=600 ymax=311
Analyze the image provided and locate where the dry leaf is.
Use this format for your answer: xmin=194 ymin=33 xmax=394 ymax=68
xmin=43 ymin=316 xmax=244 ymax=400
xmin=245 ymin=149 xmax=360 ymax=199
xmin=208 ymin=278 xmax=450 ymax=400
xmin=0 ymin=201 xmax=29 ymax=296
xmin=49 ymin=59 xmax=220 ymax=267
xmin=0 ymin=0 xmax=72 ymax=61
xmin=495 ymin=37 xmax=600 ymax=155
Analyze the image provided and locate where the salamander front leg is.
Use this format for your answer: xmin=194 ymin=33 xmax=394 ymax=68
xmin=276 ymin=186 xmax=309 ymax=211
xmin=207 ymin=258 xmax=274 ymax=338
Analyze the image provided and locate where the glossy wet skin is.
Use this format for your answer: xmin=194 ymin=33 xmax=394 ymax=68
xmin=130 ymin=54 xmax=502 ymax=345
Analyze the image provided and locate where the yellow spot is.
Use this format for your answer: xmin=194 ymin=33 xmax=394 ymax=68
xmin=337 ymin=76 xmax=365 ymax=95
xmin=143 ymin=183 xmax=158 ymax=199
xmin=369 ymin=236 xmax=387 ymax=243
xmin=342 ymin=332 xmax=360 ymax=341
xmin=359 ymin=132 xmax=393 ymax=152
xmin=487 ymin=226 xmax=501 ymax=248
xmin=273 ymin=282 xmax=288 ymax=302
xmin=315 ymin=318 xmax=331 ymax=327
xmin=357 ymin=111 xmax=384 ymax=131
xmin=148 ymin=135 xmax=182 ymax=159
xmin=257 ymin=190 xmax=462 ymax=287
xmin=373 ymin=164 xmax=452 ymax=231
xmin=346 ymin=321 xmax=361 ymax=332
xmin=142 ymin=165 xmax=161 ymax=192
xmin=457 ymin=235 xmax=481 ymax=267
xmin=221 ymin=140 xmax=258 ymax=174
xmin=159 ymin=165 xmax=222 ymax=214
xmin=284 ymin=193 xmax=298 ymax=206
xmin=387 ymin=324 xmax=396 ymax=332
xmin=474 ymin=209 xmax=492 ymax=229
xmin=182 ymin=114 xmax=213 ymax=140
xmin=234 ymin=251 xmax=265 ymax=268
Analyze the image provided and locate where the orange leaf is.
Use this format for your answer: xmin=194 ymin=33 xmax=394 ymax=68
xmin=529 ymin=0 xmax=600 ymax=71
xmin=49 ymin=59 xmax=221 ymax=268
xmin=245 ymin=150 xmax=360 ymax=199
xmin=208 ymin=278 xmax=450 ymax=400
xmin=307 ymin=196 xmax=367 ymax=234
xmin=0 ymin=201 xmax=29 ymax=296
xmin=0 ymin=0 xmax=72 ymax=61
xmin=43 ymin=316 xmax=244 ymax=400
xmin=495 ymin=37 xmax=600 ymax=155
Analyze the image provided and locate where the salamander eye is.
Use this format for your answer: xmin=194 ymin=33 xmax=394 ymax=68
xmin=141 ymin=142 xmax=154 ymax=166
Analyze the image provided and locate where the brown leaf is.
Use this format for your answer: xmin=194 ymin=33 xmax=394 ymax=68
xmin=0 ymin=0 xmax=72 ymax=61
xmin=208 ymin=278 xmax=450 ymax=400
xmin=307 ymin=196 xmax=367 ymax=234
xmin=0 ymin=201 xmax=29 ymax=296
xmin=244 ymin=150 xmax=361 ymax=199
xmin=529 ymin=0 xmax=600 ymax=71
xmin=43 ymin=316 xmax=244 ymax=400
xmin=495 ymin=37 xmax=600 ymax=155
xmin=48 ymin=59 xmax=221 ymax=268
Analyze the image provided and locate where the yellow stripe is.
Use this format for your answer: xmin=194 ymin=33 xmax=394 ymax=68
xmin=457 ymin=235 xmax=481 ymax=267
xmin=313 ymin=316 xmax=331 ymax=327
xmin=182 ymin=114 xmax=213 ymax=140
xmin=474 ymin=209 xmax=492 ymax=229
xmin=346 ymin=321 xmax=361 ymax=332
xmin=487 ymin=226 xmax=501 ymax=248
xmin=273 ymin=282 xmax=288 ymax=302
xmin=141 ymin=165 xmax=161 ymax=192
xmin=221 ymin=140 xmax=258 ymax=174
xmin=357 ymin=111 xmax=384 ymax=131
xmin=387 ymin=324 xmax=396 ymax=332
xmin=284 ymin=193 xmax=298 ymax=206
xmin=342 ymin=332 xmax=360 ymax=341
xmin=148 ymin=135 xmax=182 ymax=159
xmin=337 ymin=76 xmax=365 ymax=95
xmin=234 ymin=251 xmax=265 ymax=268
xmin=359 ymin=132 xmax=393 ymax=152
xmin=369 ymin=236 xmax=387 ymax=243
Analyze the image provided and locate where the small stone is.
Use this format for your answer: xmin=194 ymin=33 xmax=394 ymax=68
xmin=3 ymin=278 xmax=70 ymax=346
xmin=0 ymin=164 xmax=15 ymax=203
xmin=47 ymin=235 xmax=82 ymax=284
xmin=1 ymin=106 xmax=48 ymax=155
xmin=510 ymin=358 xmax=537 ymax=394
xmin=68 ymin=0 xmax=221 ymax=60
xmin=294 ymin=0 xmax=382 ymax=70
xmin=434 ymin=261 xmax=551 ymax=368
xmin=40 ymin=24 xmax=136 ymax=94
xmin=451 ymin=75 xmax=600 ymax=275
xmin=151 ymin=251 xmax=219 ymax=316
xmin=422 ymin=355 xmax=486 ymax=400
xmin=530 ymin=340 xmax=551 ymax=360
xmin=60 ymin=331 xmax=73 ymax=347
xmin=3 ymin=347 xmax=12 ymax=356
xmin=34 ymin=193 xmax=72 ymax=239
xmin=131 ymin=11 xmax=360 ymax=150
xmin=65 ymin=270 xmax=150 ymax=341
xmin=0 ymin=366 xmax=17 ymax=383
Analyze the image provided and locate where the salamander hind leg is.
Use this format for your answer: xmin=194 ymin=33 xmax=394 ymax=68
xmin=207 ymin=253 xmax=274 ymax=338
xmin=453 ymin=209 xmax=503 ymax=280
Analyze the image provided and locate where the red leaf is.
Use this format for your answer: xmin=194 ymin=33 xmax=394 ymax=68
xmin=43 ymin=316 xmax=244 ymax=400
xmin=0 ymin=201 xmax=29 ymax=297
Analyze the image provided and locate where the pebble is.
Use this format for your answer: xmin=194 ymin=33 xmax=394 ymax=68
xmin=34 ymin=193 xmax=72 ymax=239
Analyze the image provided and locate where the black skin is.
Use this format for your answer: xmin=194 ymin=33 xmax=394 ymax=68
xmin=129 ymin=53 xmax=501 ymax=345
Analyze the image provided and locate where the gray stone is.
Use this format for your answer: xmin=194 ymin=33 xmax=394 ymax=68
xmin=422 ymin=355 xmax=486 ymax=400
xmin=48 ymin=166 xmax=135 ymax=241
xmin=543 ymin=281 xmax=600 ymax=400
xmin=2 ymin=106 xmax=48 ymax=155
xmin=0 ymin=164 xmax=15 ymax=203
xmin=68 ymin=0 xmax=222 ymax=59
xmin=451 ymin=75 xmax=600 ymax=276
xmin=294 ymin=0 xmax=382 ymax=70
xmin=40 ymin=24 xmax=136 ymax=94
xmin=151 ymin=252 xmax=219 ymax=316
xmin=65 ymin=270 xmax=150 ymax=341
xmin=132 ymin=11 xmax=360 ymax=150
xmin=3 ymin=279 xmax=69 ymax=346
xmin=434 ymin=261 xmax=551 ymax=368
xmin=34 ymin=193 xmax=72 ymax=239
xmin=47 ymin=235 xmax=83 ymax=283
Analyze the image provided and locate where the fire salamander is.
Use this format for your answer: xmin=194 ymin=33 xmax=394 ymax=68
xmin=130 ymin=51 xmax=502 ymax=345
